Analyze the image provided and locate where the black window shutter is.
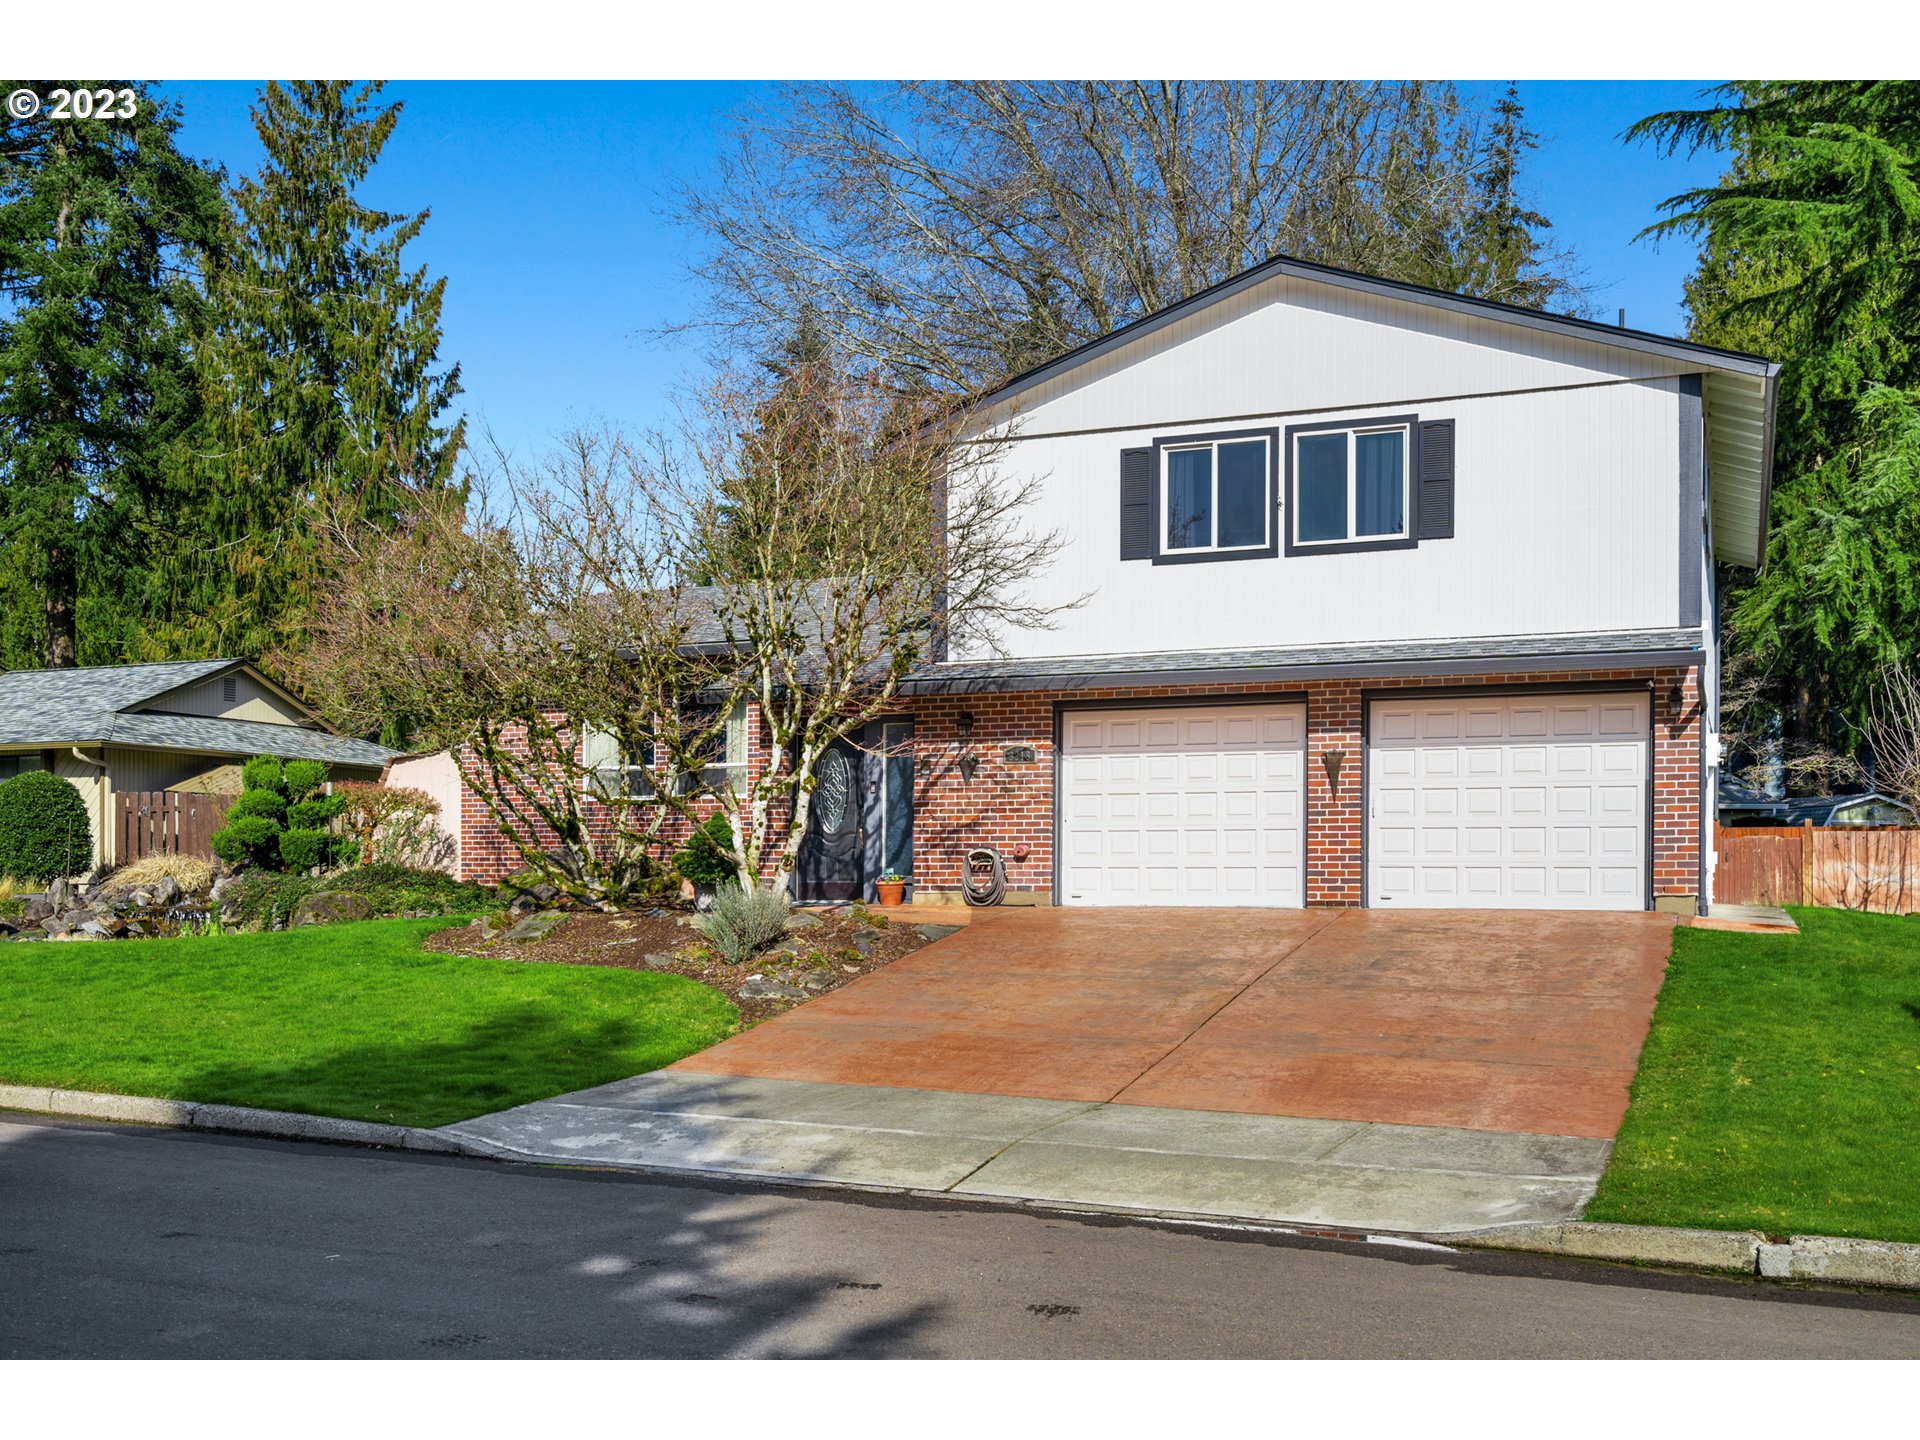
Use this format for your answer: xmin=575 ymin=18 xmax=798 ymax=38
xmin=1120 ymin=447 xmax=1153 ymax=560
xmin=1417 ymin=420 xmax=1455 ymax=541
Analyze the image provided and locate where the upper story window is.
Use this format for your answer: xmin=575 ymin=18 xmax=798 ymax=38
xmin=1164 ymin=437 xmax=1270 ymax=554
xmin=1284 ymin=416 xmax=1420 ymax=556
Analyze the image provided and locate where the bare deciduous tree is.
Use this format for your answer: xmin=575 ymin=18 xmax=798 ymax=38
xmin=1865 ymin=661 xmax=1920 ymax=814
xmin=291 ymin=364 xmax=1073 ymax=900
xmin=676 ymin=81 xmax=1586 ymax=393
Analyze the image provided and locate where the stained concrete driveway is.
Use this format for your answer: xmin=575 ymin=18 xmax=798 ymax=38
xmin=670 ymin=907 xmax=1675 ymax=1139
xmin=444 ymin=908 xmax=1676 ymax=1234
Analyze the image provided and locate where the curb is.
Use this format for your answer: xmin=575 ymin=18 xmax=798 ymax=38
xmin=1451 ymin=1219 xmax=1920 ymax=1292
xmin=0 ymin=1084 xmax=477 ymax=1157
xmin=8 ymin=1085 xmax=1920 ymax=1293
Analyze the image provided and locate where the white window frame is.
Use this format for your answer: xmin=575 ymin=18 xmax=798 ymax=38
xmin=1290 ymin=424 xmax=1412 ymax=548
xmin=1161 ymin=436 xmax=1271 ymax=555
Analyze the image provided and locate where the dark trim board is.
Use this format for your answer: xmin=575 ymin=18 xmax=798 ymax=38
xmin=1359 ymin=679 xmax=1659 ymax=913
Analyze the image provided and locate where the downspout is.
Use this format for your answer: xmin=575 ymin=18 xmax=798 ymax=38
xmin=70 ymin=746 xmax=109 ymax=874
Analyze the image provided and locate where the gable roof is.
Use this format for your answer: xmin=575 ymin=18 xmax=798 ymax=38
xmin=0 ymin=658 xmax=394 ymax=769
xmin=970 ymin=253 xmax=1781 ymax=569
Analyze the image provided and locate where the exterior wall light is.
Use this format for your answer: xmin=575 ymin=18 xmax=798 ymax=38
xmin=1322 ymin=749 xmax=1346 ymax=796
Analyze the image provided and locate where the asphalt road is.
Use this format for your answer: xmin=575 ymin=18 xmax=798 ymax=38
xmin=4 ymin=1115 xmax=1919 ymax=1359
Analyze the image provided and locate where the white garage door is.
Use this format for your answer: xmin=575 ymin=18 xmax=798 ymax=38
xmin=1368 ymin=692 xmax=1649 ymax=911
xmin=1059 ymin=703 xmax=1305 ymax=907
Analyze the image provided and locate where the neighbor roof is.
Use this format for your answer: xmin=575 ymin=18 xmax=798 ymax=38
xmin=0 ymin=658 xmax=393 ymax=769
xmin=969 ymin=253 xmax=1782 ymax=569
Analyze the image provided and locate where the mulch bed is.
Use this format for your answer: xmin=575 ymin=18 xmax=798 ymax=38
xmin=422 ymin=904 xmax=956 ymax=1025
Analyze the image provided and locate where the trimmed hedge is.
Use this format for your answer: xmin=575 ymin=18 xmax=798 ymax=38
xmin=0 ymin=771 xmax=92 ymax=880
xmin=674 ymin=813 xmax=740 ymax=888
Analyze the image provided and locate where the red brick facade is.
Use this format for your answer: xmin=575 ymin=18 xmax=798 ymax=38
xmin=903 ymin=663 xmax=1703 ymax=910
xmin=451 ymin=664 xmax=1704 ymax=912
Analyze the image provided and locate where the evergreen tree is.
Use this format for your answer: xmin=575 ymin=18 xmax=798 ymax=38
xmin=0 ymin=81 xmax=221 ymax=668
xmin=1633 ymin=83 xmax=1920 ymax=745
xmin=151 ymin=80 xmax=463 ymax=660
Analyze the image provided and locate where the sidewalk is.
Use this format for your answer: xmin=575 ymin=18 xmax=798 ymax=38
xmin=439 ymin=1071 xmax=1610 ymax=1234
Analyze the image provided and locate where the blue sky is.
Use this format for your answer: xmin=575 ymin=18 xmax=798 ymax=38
xmin=161 ymin=80 xmax=1732 ymax=470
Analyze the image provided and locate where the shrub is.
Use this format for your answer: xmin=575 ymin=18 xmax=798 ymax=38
xmin=221 ymin=862 xmax=492 ymax=930
xmin=209 ymin=755 xmax=347 ymax=875
xmin=286 ymin=795 xmax=343 ymax=831
xmin=0 ymin=772 xmax=92 ymax=880
xmin=210 ymin=813 xmax=280 ymax=867
xmin=228 ymin=788 xmax=287 ymax=824
xmin=283 ymin=759 xmax=328 ymax=802
xmin=336 ymin=782 xmax=454 ymax=871
xmin=277 ymin=827 xmax=329 ymax=872
xmin=675 ymin=813 xmax=740 ymax=888
xmin=240 ymin=754 xmax=283 ymax=793
xmin=694 ymin=883 xmax=791 ymax=965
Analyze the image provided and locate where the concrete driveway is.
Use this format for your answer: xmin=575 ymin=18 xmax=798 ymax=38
xmin=671 ymin=907 xmax=1675 ymax=1140
xmin=446 ymin=907 xmax=1676 ymax=1233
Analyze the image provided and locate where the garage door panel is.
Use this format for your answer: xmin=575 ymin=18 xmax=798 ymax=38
xmin=1369 ymin=692 xmax=1649 ymax=912
xmin=1062 ymin=702 xmax=1306 ymax=908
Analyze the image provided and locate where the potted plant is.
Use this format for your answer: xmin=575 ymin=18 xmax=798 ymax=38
xmin=875 ymin=869 xmax=907 ymax=907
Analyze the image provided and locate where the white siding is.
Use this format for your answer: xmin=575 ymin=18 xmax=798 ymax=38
xmin=990 ymin=274 xmax=1690 ymax=438
xmin=963 ymin=376 xmax=1685 ymax=660
xmin=148 ymin=669 xmax=309 ymax=724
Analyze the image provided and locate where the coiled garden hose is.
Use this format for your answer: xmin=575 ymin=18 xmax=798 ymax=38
xmin=962 ymin=845 xmax=1008 ymax=907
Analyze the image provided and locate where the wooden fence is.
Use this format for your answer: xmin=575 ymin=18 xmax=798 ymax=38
xmin=1715 ymin=823 xmax=1920 ymax=913
xmin=116 ymin=791 xmax=233 ymax=865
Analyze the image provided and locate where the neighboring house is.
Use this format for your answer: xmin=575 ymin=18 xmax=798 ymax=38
xmin=0 ymin=658 xmax=394 ymax=869
xmin=1719 ymin=774 xmax=1916 ymax=828
xmin=454 ymin=255 xmax=1778 ymax=917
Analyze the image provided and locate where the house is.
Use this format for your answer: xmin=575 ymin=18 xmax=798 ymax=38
xmin=0 ymin=658 xmax=395 ymax=869
xmin=453 ymin=255 xmax=1778 ymax=916
xmin=1719 ymin=774 xmax=1915 ymax=828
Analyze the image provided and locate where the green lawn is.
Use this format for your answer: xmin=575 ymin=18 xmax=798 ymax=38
xmin=0 ymin=919 xmax=738 ymax=1128
xmin=1588 ymin=907 xmax=1920 ymax=1243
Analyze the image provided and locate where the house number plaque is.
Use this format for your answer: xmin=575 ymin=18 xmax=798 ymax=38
xmin=1001 ymin=744 xmax=1038 ymax=764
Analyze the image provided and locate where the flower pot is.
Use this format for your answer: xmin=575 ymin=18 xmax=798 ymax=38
xmin=875 ymin=880 xmax=906 ymax=907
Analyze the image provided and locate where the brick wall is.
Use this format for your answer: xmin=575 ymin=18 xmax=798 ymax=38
xmin=454 ymin=702 xmax=789 ymax=886
xmin=905 ymin=664 xmax=1703 ymax=909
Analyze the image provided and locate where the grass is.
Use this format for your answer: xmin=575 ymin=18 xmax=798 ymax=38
xmin=0 ymin=918 xmax=738 ymax=1128
xmin=1588 ymin=907 xmax=1920 ymax=1243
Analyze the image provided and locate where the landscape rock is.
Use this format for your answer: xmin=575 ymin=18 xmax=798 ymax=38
xmin=77 ymin=921 xmax=114 ymax=939
xmin=913 ymin=923 xmax=961 ymax=942
xmin=0 ymin=919 xmax=15 ymax=936
xmin=61 ymin=908 xmax=92 ymax=927
xmin=500 ymin=910 xmax=567 ymax=944
xmin=130 ymin=890 xmax=154 ymax=908
xmin=20 ymin=896 xmax=52 ymax=923
xmin=209 ymin=874 xmax=237 ymax=902
xmin=737 ymin=976 xmax=808 ymax=1001
xmin=40 ymin=918 xmax=71 ymax=938
xmin=151 ymin=876 xmax=182 ymax=907
xmin=786 ymin=911 xmax=824 ymax=931
xmin=850 ymin=924 xmax=882 ymax=945
xmin=47 ymin=877 xmax=71 ymax=911
xmin=288 ymin=892 xmax=377 ymax=928
xmin=642 ymin=951 xmax=678 ymax=971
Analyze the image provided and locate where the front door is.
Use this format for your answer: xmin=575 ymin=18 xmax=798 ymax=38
xmin=796 ymin=738 xmax=863 ymax=901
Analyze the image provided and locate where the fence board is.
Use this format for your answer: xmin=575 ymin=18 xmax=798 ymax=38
xmin=114 ymin=791 xmax=233 ymax=865
xmin=1716 ymin=822 xmax=1920 ymax=914
xmin=1714 ymin=825 xmax=1806 ymax=907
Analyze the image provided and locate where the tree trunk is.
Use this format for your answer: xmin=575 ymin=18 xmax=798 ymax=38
xmin=43 ymin=542 xmax=78 ymax=669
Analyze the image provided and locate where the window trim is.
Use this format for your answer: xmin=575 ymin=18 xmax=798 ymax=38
xmin=1148 ymin=427 xmax=1280 ymax=566
xmin=1283 ymin=413 xmax=1421 ymax=557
